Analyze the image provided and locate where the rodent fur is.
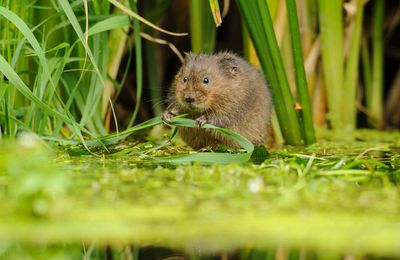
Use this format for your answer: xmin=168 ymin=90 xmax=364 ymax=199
xmin=163 ymin=52 xmax=272 ymax=149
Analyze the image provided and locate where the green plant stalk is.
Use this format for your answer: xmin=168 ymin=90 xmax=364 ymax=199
xmin=343 ymin=0 xmax=364 ymax=131
xmin=189 ymin=0 xmax=203 ymax=53
xmin=144 ymin=42 xmax=163 ymax=116
xmin=236 ymin=0 xmax=303 ymax=145
xmin=317 ymin=0 xmax=344 ymax=129
xmin=368 ymin=0 xmax=384 ymax=126
xmin=127 ymin=0 xmax=143 ymax=128
xmin=285 ymin=0 xmax=316 ymax=144
xmin=362 ymin=41 xmax=371 ymax=107
xmin=189 ymin=0 xmax=216 ymax=53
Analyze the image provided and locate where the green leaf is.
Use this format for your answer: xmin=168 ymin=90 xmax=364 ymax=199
xmin=88 ymin=15 xmax=130 ymax=36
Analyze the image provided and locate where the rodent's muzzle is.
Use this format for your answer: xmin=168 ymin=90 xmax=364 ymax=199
xmin=184 ymin=96 xmax=195 ymax=104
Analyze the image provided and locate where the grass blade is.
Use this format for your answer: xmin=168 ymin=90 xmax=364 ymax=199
xmin=88 ymin=15 xmax=130 ymax=36
xmin=108 ymin=0 xmax=188 ymax=36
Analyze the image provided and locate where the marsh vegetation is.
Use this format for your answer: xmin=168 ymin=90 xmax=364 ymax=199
xmin=0 ymin=0 xmax=400 ymax=259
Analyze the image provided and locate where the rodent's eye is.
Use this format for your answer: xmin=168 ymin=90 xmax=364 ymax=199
xmin=183 ymin=77 xmax=188 ymax=83
xmin=203 ymin=77 xmax=209 ymax=84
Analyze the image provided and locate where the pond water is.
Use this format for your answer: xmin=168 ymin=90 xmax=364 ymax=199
xmin=0 ymin=130 xmax=399 ymax=259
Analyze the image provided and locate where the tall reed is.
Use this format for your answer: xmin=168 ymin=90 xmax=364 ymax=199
xmin=189 ymin=0 xmax=216 ymax=53
xmin=236 ymin=0 xmax=315 ymax=145
xmin=367 ymin=0 xmax=384 ymax=127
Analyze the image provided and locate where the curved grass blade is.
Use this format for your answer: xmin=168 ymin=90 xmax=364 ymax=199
xmin=108 ymin=0 xmax=188 ymax=37
xmin=88 ymin=15 xmax=130 ymax=36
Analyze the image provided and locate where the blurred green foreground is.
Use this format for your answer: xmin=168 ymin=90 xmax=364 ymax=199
xmin=0 ymin=131 xmax=400 ymax=259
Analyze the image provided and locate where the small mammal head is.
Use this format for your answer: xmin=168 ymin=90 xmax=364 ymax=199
xmin=171 ymin=52 xmax=241 ymax=114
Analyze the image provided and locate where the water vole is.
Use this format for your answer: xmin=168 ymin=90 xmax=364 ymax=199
xmin=162 ymin=52 xmax=272 ymax=149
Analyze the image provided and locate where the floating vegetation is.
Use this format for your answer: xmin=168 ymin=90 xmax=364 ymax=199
xmin=1 ymin=130 xmax=399 ymax=258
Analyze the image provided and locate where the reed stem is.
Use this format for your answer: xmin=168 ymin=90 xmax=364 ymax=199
xmin=368 ymin=0 xmax=384 ymax=127
xmin=286 ymin=0 xmax=316 ymax=144
xmin=236 ymin=0 xmax=303 ymax=145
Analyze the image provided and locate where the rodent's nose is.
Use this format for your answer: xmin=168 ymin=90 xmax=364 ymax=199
xmin=185 ymin=96 xmax=195 ymax=104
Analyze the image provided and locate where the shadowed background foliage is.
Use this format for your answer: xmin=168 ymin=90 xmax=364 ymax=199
xmin=1 ymin=0 xmax=400 ymax=146
xmin=1 ymin=1 xmax=400 ymax=259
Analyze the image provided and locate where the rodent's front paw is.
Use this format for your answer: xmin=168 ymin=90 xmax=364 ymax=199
xmin=161 ymin=110 xmax=176 ymax=124
xmin=195 ymin=115 xmax=208 ymax=128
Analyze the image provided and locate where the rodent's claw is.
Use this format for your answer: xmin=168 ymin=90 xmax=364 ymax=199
xmin=161 ymin=110 xmax=175 ymax=125
xmin=195 ymin=115 xmax=208 ymax=128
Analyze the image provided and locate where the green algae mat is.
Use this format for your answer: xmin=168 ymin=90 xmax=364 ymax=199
xmin=1 ymin=130 xmax=400 ymax=259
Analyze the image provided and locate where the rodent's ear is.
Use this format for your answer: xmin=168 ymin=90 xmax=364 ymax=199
xmin=218 ymin=55 xmax=239 ymax=78
xmin=183 ymin=52 xmax=196 ymax=63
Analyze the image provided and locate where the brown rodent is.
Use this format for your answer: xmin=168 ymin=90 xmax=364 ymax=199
xmin=162 ymin=52 xmax=272 ymax=149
